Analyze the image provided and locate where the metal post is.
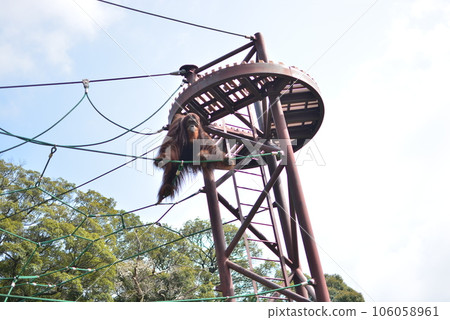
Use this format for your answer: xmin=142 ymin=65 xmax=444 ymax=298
xmin=203 ymin=168 xmax=236 ymax=300
xmin=265 ymin=156 xmax=295 ymax=259
xmin=227 ymin=261 xmax=310 ymax=302
xmin=254 ymin=33 xmax=297 ymax=266
xmin=181 ymin=64 xmax=235 ymax=300
xmin=253 ymin=100 xmax=296 ymax=262
xmin=269 ymin=97 xmax=330 ymax=302
xmin=254 ymin=32 xmax=330 ymax=302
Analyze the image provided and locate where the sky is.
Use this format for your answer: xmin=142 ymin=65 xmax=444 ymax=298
xmin=1 ymin=0 xmax=450 ymax=302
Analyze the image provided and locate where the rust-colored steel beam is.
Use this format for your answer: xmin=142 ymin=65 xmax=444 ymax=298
xmin=227 ymin=261 xmax=310 ymax=302
xmin=253 ymin=32 xmax=269 ymax=62
xmin=254 ymin=32 xmax=327 ymax=301
xmin=196 ymin=41 xmax=255 ymax=74
xmin=202 ymin=168 xmax=235 ymax=300
xmin=224 ymin=162 xmax=285 ymax=257
xmin=289 ymin=187 xmax=309 ymax=298
xmin=269 ymin=96 xmax=330 ymax=302
xmin=217 ymin=192 xmax=298 ymax=269
xmin=183 ymin=64 xmax=235 ymax=299
xmin=265 ymin=156 xmax=295 ymax=261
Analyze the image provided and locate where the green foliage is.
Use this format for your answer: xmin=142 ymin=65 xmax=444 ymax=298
xmin=113 ymin=222 xmax=216 ymax=302
xmin=1 ymin=160 xmax=271 ymax=301
xmin=0 ymin=160 xmax=118 ymax=301
xmin=113 ymin=218 xmax=276 ymax=301
xmin=1 ymin=160 xmax=364 ymax=302
xmin=325 ymin=274 xmax=365 ymax=302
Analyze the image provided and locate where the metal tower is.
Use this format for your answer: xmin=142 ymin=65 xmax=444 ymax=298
xmin=169 ymin=33 xmax=329 ymax=302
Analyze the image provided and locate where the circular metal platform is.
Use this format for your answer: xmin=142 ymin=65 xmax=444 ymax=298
xmin=169 ymin=61 xmax=325 ymax=166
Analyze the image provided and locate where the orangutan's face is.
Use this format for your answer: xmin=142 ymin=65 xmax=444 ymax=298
xmin=186 ymin=118 xmax=199 ymax=142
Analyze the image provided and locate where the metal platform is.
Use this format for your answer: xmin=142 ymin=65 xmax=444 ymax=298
xmin=169 ymin=61 xmax=324 ymax=157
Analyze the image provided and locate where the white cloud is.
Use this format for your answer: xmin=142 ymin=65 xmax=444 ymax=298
xmin=0 ymin=0 xmax=120 ymax=77
xmin=312 ymin=0 xmax=450 ymax=301
xmin=0 ymin=44 xmax=34 ymax=75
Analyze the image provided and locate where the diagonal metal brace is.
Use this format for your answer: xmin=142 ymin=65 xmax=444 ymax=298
xmin=224 ymin=162 xmax=285 ymax=257
xmin=227 ymin=260 xmax=310 ymax=302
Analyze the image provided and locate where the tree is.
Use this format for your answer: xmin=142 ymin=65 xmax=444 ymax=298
xmin=0 ymin=160 xmax=118 ymax=301
xmin=113 ymin=218 xmax=277 ymax=301
xmin=325 ymin=274 xmax=365 ymax=302
xmin=113 ymin=220 xmax=215 ymax=302
xmin=1 ymin=160 xmax=364 ymax=302
xmin=0 ymin=160 xmax=223 ymax=302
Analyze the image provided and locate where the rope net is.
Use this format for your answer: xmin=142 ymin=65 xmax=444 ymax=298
xmin=0 ymin=83 xmax=294 ymax=302
xmin=0 ymin=159 xmax=291 ymax=302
